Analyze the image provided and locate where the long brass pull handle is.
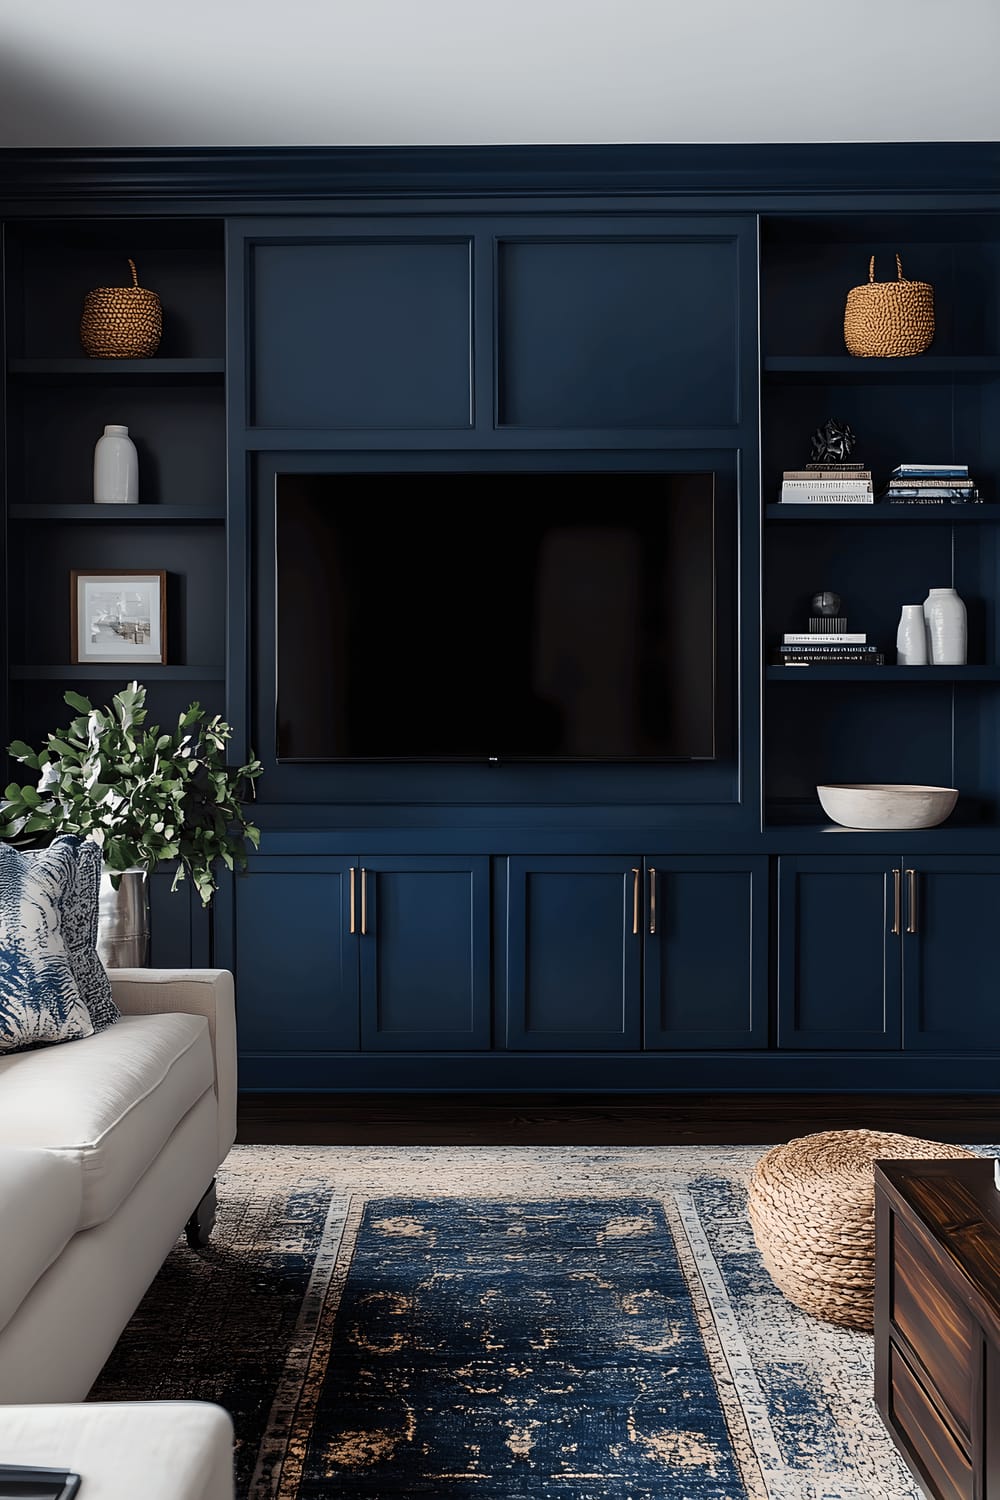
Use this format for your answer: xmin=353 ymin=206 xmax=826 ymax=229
xmin=361 ymin=867 xmax=368 ymax=936
xmin=349 ymin=866 xmax=356 ymax=934
xmin=891 ymin=868 xmax=901 ymax=936
xmin=906 ymin=868 xmax=917 ymax=935
xmin=649 ymin=868 xmax=657 ymax=935
xmin=631 ymin=868 xmax=640 ymax=936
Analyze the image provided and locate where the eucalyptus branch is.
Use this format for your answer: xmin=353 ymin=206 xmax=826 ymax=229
xmin=0 ymin=682 xmax=263 ymax=906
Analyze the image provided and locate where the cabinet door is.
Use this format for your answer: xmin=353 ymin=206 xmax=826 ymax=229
xmin=903 ymin=856 xmax=1000 ymax=1050
xmin=359 ymin=856 xmax=491 ymax=1051
xmin=234 ymin=856 xmax=359 ymax=1054
xmin=504 ymin=856 xmax=642 ymax=1051
xmin=777 ymin=857 xmax=901 ymax=1050
xmin=643 ymin=857 xmax=768 ymax=1050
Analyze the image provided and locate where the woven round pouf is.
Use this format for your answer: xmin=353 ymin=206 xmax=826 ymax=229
xmin=748 ymin=1129 xmax=974 ymax=1330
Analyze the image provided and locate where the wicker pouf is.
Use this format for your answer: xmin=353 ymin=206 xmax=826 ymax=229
xmin=748 ymin=1129 xmax=975 ymax=1330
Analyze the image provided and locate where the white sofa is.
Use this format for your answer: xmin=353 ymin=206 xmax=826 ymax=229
xmin=0 ymin=1401 xmax=235 ymax=1500
xmin=0 ymin=969 xmax=237 ymax=1404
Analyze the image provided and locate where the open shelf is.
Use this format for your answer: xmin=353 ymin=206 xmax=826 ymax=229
xmin=764 ymin=355 xmax=1000 ymax=382
xmin=9 ymin=504 xmax=225 ymax=524
xmin=767 ymin=666 xmax=1000 ymax=682
xmin=765 ymin=504 xmax=999 ymax=524
xmin=9 ymin=665 xmax=225 ymax=682
xmin=6 ymin=358 xmax=225 ymax=383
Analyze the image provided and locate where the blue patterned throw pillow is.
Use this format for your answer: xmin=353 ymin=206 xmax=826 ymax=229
xmin=0 ymin=840 xmax=96 ymax=1053
xmin=50 ymin=835 xmax=120 ymax=1033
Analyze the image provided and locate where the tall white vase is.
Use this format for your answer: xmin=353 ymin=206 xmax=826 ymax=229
xmin=923 ymin=587 xmax=967 ymax=665
xmin=896 ymin=604 xmax=928 ymax=664
xmin=93 ymin=423 xmax=138 ymax=505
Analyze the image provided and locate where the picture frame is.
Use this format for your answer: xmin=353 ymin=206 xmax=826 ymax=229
xmin=70 ymin=569 xmax=167 ymax=665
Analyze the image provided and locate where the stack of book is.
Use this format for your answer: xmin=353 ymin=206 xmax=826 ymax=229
xmin=883 ymin=463 xmax=981 ymax=504
xmin=779 ymin=463 xmax=873 ymax=504
xmin=774 ymin=631 xmax=885 ymax=667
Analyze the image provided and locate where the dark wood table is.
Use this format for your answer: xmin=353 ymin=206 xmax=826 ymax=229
xmin=875 ymin=1157 xmax=1000 ymax=1500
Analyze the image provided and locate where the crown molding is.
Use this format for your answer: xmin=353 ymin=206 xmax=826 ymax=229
xmin=0 ymin=143 xmax=997 ymax=203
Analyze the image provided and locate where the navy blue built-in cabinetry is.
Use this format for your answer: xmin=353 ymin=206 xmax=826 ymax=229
xmin=4 ymin=146 xmax=1000 ymax=1092
xmin=234 ymin=854 xmax=491 ymax=1058
xmin=778 ymin=855 xmax=1000 ymax=1055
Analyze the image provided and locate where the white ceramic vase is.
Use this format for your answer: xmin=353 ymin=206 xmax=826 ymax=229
xmin=93 ymin=423 xmax=138 ymax=504
xmin=923 ymin=587 xmax=967 ymax=665
xmin=896 ymin=604 xmax=929 ymax=665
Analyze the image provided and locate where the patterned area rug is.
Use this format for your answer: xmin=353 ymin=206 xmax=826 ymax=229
xmin=91 ymin=1143 xmax=974 ymax=1499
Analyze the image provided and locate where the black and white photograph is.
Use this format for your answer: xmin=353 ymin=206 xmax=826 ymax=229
xmin=70 ymin=569 xmax=167 ymax=664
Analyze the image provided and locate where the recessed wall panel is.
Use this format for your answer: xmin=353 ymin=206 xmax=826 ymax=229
xmin=498 ymin=237 xmax=740 ymax=428
xmin=251 ymin=240 xmax=472 ymax=429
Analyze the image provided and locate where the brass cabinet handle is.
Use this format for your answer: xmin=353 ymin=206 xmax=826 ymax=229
xmin=631 ymin=868 xmax=640 ymax=936
xmin=906 ymin=868 xmax=917 ymax=935
xmin=649 ymin=868 xmax=657 ymax=935
xmin=361 ymin=867 xmax=368 ymax=936
xmin=891 ymin=868 xmax=901 ymax=936
xmin=349 ymin=866 xmax=357 ymax=934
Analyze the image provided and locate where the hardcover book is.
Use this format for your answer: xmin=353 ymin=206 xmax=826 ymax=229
xmin=777 ymin=643 xmax=880 ymax=654
xmin=776 ymin=653 xmax=885 ymax=665
xmin=783 ymin=633 xmax=867 ymax=644
xmin=783 ymin=470 xmax=873 ymax=481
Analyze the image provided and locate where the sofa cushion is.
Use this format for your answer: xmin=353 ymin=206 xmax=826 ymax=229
xmin=0 ymin=840 xmax=95 ymax=1053
xmin=0 ymin=1013 xmax=214 ymax=1229
xmin=0 ymin=1146 xmax=83 ymax=1337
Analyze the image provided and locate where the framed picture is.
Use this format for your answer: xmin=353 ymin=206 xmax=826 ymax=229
xmin=71 ymin=570 xmax=167 ymax=665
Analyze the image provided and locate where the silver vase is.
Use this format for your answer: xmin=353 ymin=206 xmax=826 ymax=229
xmin=97 ymin=868 xmax=150 ymax=968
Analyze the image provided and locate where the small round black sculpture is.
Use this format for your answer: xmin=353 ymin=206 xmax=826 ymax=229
xmin=811 ymin=591 xmax=843 ymax=617
xmin=810 ymin=419 xmax=857 ymax=465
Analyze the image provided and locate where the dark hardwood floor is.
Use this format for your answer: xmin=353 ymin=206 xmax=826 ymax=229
xmin=237 ymin=1092 xmax=1000 ymax=1146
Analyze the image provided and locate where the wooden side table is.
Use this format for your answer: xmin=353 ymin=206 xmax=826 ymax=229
xmin=874 ymin=1157 xmax=1000 ymax=1500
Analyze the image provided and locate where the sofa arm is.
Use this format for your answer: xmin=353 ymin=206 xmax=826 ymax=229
xmin=109 ymin=969 xmax=237 ymax=1162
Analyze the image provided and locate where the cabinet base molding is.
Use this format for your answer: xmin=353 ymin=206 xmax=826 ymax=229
xmin=237 ymin=1052 xmax=1000 ymax=1094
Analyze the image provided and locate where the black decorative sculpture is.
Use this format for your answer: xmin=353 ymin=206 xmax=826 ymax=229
xmin=811 ymin=591 xmax=843 ymax=618
xmin=809 ymin=419 xmax=857 ymax=465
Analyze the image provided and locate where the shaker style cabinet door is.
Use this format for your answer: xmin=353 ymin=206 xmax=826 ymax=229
xmin=504 ymin=856 xmax=642 ymax=1051
xmin=358 ymin=856 xmax=492 ymax=1051
xmin=902 ymin=856 xmax=1000 ymax=1050
xmin=642 ymin=857 xmax=768 ymax=1049
xmin=234 ymin=856 xmax=359 ymax=1055
xmin=777 ymin=857 xmax=902 ymax=1050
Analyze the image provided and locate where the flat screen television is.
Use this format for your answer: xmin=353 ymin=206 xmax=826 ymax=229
xmin=275 ymin=472 xmax=719 ymax=762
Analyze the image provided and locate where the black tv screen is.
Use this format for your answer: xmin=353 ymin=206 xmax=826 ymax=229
xmin=275 ymin=473 xmax=718 ymax=761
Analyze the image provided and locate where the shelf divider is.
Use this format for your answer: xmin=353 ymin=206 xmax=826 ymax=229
xmin=10 ymin=665 xmax=226 ymax=682
xmin=765 ymin=503 xmax=999 ymax=523
xmin=9 ymin=504 xmax=225 ymax=523
xmin=766 ymin=665 xmax=1000 ymax=682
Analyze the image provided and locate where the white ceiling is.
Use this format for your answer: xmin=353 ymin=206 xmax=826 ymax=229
xmin=1 ymin=0 xmax=998 ymax=149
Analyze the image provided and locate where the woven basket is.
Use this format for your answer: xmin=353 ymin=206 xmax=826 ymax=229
xmin=80 ymin=258 xmax=162 ymax=358
xmin=844 ymin=253 xmax=935 ymax=358
xmin=748 ymin=1128 xmax=974 ymax=1330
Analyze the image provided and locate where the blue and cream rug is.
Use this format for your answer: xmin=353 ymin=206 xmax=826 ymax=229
xmin=92 ymin=1144 xmax=977 ymax=1499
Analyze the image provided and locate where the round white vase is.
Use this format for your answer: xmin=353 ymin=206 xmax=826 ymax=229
xmin=923 ymin=587 xmax=967 ymax=665
xmin=896 ymin=604 xmax=929 ymax=665
xmin=93 ymin=423 xmax=138 ymax=505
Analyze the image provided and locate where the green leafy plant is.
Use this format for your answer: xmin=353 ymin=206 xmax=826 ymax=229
xmin=0 ymin=681 xmax=263 ymax=905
